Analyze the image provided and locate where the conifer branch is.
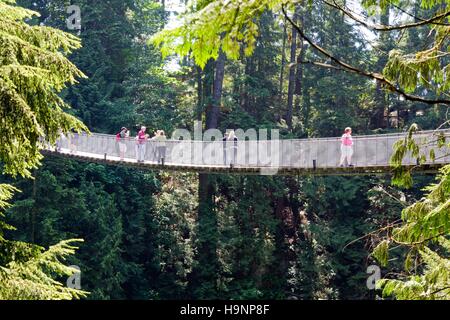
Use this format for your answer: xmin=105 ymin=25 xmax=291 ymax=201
xmin=322 ymin=0 xmax=450 ymax=31
xmin=281 ymin=4 xmax=450 ymax=106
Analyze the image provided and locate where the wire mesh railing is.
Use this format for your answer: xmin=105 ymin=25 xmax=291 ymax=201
xmin=48 ymin=130 xmax=450 ymax=170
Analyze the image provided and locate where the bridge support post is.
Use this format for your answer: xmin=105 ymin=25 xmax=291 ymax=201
xmin=104 ymin=153 xmax=107 ymax=160
xmin=313 ymin=159 xmax=316 ymax=170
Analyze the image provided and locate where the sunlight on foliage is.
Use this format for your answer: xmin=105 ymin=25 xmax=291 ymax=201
xmin=150 ymin=0 xmax=281 ymax=68
xmin=0 ymin=239 xmax=89 ymax=300
xmin=0 ymin=0 xmax=89 ymax=300
xmin=151 ymin=0 xmax=450 ymax=104
xmin=372 ymin=123 xmax=450 ymax=299
xmin=373 ymin=164 xmax=450 ymax=299
xmin=0 ymin=0 xmax=88 ymax=179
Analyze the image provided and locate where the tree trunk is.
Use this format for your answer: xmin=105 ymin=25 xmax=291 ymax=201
xmin=194 ymin=172 xmax=218 ymax=298
xmin=196 ymin=66 xmax=203 ymax=121
xmin=286 ymin=12 xmax=298 ymax=131
xmin=372 ymin=5 xmax=390 ymax=129
xmin=279 ymin=19 xmax=287 ymax=102
xmin=190 ymin=51 xmax=226 ymax=299
xmin=294 ymin=7 xmax=304 ymax=97
xmin=294 ymin=8 xmax=305 ymax=122
xmin=207 ymin=51 xmax=225 ymax=129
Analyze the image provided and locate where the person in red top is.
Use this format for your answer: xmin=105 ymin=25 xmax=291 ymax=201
xmin=339 ymin=127 xmax=354 ymax=167
xmin=136 ymin=126 xmax=148 ymax=163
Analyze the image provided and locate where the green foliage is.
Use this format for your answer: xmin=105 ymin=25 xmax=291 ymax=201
xmin=395 ymin=165 xmax=450 ymax=245
xmin=372 ymin=240 xmax=390 ymax=267
xmin=3 ymin=0 xmax=448 ymax=301
xmin=0 ymin=184 xmax=17 ymax=212
xmin=152 ymin=173 xmax=197 ymax=299
xmin=0 ymin=239 xmax=88 ymax=300
xmin=152 ymin=0 xmax=450 ymax=104
xmin=0 ymin=0 xmax=89 ymax=300
xmin=2 ymin=179 xmax=87 ymax=300
xmin=296 ymin=176 xmax=377 ymax=299
xmin=390 ymin=124 xmax=447 ymax=188
xmin=384 ymin=48 xmax=446 ymax=94
xmin=376 ymin=241 xmax=450 ymax=299
xmin=0 ymin=0 xmax=87 ymax=179
xmin=151 ymin=0 xmax=279 ymax=68
xmin=1 ymin=167 xmax=88 ymax=301
xmin=0 ymin=184 xmax=18 ymax=240
xmin=216 ymin=176 xmax=281 ymax=299
xmin=373 ymin=166 xmax=450 ymax=299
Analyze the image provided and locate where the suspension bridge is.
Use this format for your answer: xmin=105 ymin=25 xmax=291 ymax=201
xmin=42 ymin=130 xmax=450 ymax=176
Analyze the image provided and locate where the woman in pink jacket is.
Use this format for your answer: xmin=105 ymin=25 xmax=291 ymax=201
xmin=339 ymin=127 xmax=354 ymax=167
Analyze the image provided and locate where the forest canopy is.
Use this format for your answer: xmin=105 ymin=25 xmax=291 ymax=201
xmin=152 ymin=0 xmax=450 ymax=105
xmin=0 ymin=0 xmax=449 ymax=301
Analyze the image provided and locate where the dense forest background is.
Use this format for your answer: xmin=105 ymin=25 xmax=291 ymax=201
xmin=1 ymin=0 xmax=446 ymax=299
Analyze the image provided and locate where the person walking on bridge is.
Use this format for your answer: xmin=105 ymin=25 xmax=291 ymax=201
xmin=153 ymin=130 xmax=167 ymax=165
xmin=227 ymin=130 xmax=238 ymax=166
xmin=116 ymin=127 xmax=129 ymax=161
xmin=136 ymin=126 xmax=148 ymax=163
xmin=339 ymin=127 xmax=354 ymax=167
xmin=222 ymin=131 xmax=229 ymax=165
xmin=55 ymin=130 xmax=64 ymax=152
xmin=69 ymin=131 xmax=79 ymax=154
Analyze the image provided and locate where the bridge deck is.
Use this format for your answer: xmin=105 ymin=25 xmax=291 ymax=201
xmin=42 ymin=149 xmax=444 ymax=176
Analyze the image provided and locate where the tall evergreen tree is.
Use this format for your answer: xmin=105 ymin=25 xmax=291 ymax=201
xmin=0 ymin=0 xmax=88 ymax=299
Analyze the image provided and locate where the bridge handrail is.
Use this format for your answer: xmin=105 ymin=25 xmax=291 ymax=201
xmin=68 ymin=128 xmax=450 ymax=143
